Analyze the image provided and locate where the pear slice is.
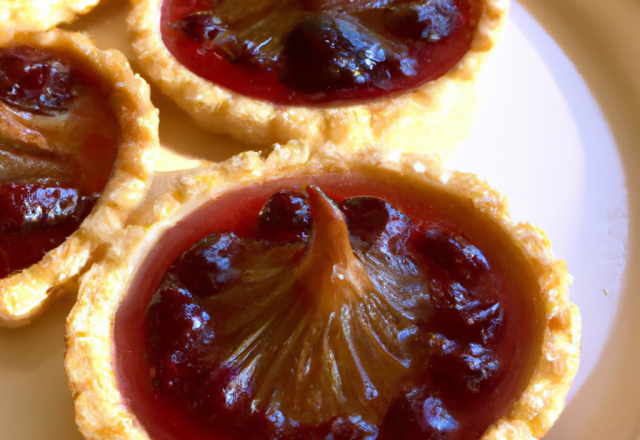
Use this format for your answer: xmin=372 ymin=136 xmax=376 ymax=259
xmin=149 ymin=186 xmax=433 ymax=431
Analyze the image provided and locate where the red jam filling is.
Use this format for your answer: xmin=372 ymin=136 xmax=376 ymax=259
xmin=115 ymin=173 xmax=544 ymax=440
xmin=0 ymin=183 xmax=98 ymax=278
xmin=160 ymin=0 xmax=479 ymax=105
xmin=0 ymin=46 xmax=76 ymax=115
xmin=0 ymin=46 xmax=120 ymax=279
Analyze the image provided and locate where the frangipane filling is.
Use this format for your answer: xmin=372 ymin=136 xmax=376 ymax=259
xmin=0 ymin=46 xmax=120 ymax=279
xmin=161 ymin=0 xmax=478 ymax=104
xmin=116 ymin=175 xmax=544 ymax=440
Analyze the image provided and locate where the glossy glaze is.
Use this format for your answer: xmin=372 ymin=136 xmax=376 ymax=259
xmin=116 ymin=172 xmax=544 ymax=440
xmin=161 ymin=0 xmax=478 ymax=105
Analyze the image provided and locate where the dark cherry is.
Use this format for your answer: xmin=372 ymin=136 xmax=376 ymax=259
xmin=0 ymin=46 xmax=75 ymax=115
xmin=165 ymin=233 xmax=298 ymax=298
xmin=383 ymin=0 xmax=462 ymax=41
xmin=0 ymin=183 xmax=88 ymax=233
xmin=256 ymin=190 xmax=312 ymax=241
xmin=434 ymin=277 xmax=504 ymax=343
xmin=175 ymin=11 xmax=224 ymax=42
xmin=341 ymin=196 xmax=413 ymax=254
xmin=0 ymin=182 xmax=97 ymax=279
xmin=165 ymin=234 xmax=248 ymax=299
xmin=412 ymin=227 xmax=490 ymax=287
xmin=175 ymin=11 xmax=242 ymax=62
xmin=279 ymin=15 xmax=392 ymax=94
xmin=380 ymin=387 xmax=458 ymax=440
xmin=146 ymin=282 xmax=216 ymax=396
xmin=427 ymin=333 xmax=499 ymax=394
xmin=416 ymin=228 xmax=504 ymax=344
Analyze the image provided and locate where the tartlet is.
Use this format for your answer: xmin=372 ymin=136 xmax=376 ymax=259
xmin=0 ymin=29 xmax=158 ymax=328
xmin=65 ymin=141 xmax=580 ymax=440
xmin=0 ymin=0 xmax=102 ymax=38
xmin=129 ymin=0 xmax=508 ymax=155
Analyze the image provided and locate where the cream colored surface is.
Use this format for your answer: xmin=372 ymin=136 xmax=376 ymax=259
xmin=65 ymin=142 xmax=580 ymax=440
xmin=128 ymin=0 xmax=506 ymax=156
xmin=0 ymin=0 xmax=638 ymax=439
xmin=508 ymin=0 xmax=640 ymax=439
xmin=0 ymin=0 xmax=101 ymax=37
xmin=0 ymin=29 xmax=158 ymax=328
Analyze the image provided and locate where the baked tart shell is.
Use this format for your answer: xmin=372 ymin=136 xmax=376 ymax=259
xmin=129 ymin=0 xmax=508 ymax=156
xmin=0 ymin=0 xmax=102 ymax=38
xmin=65 ymin=141 xmax=580 ymax=440
xmin=0 ymin=29 xmax=159 ymax=328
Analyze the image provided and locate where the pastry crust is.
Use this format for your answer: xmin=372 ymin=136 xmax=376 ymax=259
xmin=0 ymin=0 xmax=101 ymax=38
xmin=0 ymin=29 xmax=159 ymax=328
xmin=65 ymin=141 xmax=580 ymax=440
xmin=129 ymin=0 xmax=508 ymax=156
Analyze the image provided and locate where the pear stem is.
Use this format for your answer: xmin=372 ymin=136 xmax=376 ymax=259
xmin=295 ymin=186 xmax=372 ymax=312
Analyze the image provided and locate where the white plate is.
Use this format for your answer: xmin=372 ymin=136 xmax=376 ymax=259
xmin=0 ymin=0 xmax=638 ymax=438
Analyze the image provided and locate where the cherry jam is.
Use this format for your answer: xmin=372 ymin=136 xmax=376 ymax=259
xmin=0 ymin=183 xmax=98 ymax=278
xmin=0 ymin=46 xmax=120 ymax=279
xmin=116 ymin=172 xmax=544 ymax=440
xmin=0 ymin=46 xmax=75 ymax=115
xmin=160 ymin=0 xmax=479 ymax=105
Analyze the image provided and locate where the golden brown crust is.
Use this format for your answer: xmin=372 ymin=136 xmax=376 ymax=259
xmin=0 ymin=0 xmax=101 ymax=38
xmin=65 ymin=141 xmax=580 ymax=440
xmin=0 ymin=29 xmax=159 ymax=328
xmin=129 ymin=0 xmax=507 ymax=156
